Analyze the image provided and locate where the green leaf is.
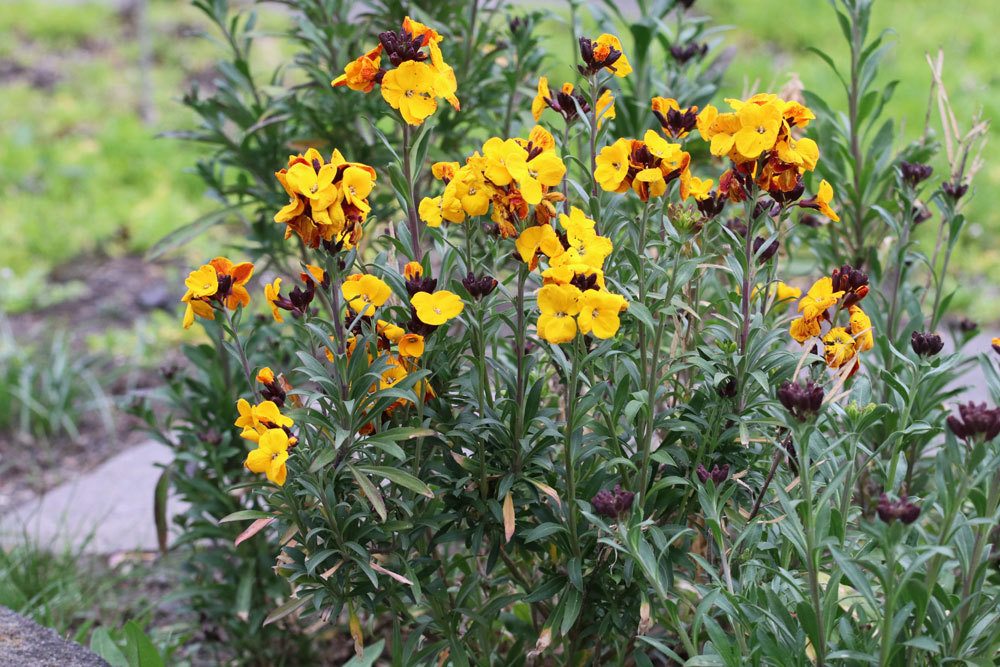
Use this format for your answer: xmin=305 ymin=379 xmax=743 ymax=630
xmin=349 ymin=464 xmax=388 ymax=520
xmin=153 ymin=465 xmax=170 ymax=553
xmin=122 ymin=621 xmax=164 ymax=667
xmin=356 ymin=465 xmax=434 ymax=498
xmin=262 ymin=596 xmax=309 ymax=626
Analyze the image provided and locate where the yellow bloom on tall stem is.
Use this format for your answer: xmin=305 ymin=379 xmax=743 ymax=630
xmin=381 ymin=61 xmax=439 ymax=126
xmin=537 ymin=284 xmax=582 ymax=344
xmin=411 ymin=290 xmax=464 ymax=326
xmin=180 ymin=258 xmax=254 ymax=329
xmin=342 ymin=274 xmax=392 ymax=316
xmin=801 ymin=180 xmax=841 ymax=222
xmin=594 ymin=139 xmax=631 ymax=192
xmin=733 ymin=101 xmax=782 ymax=160
xmin=245 ymin=428 xmax=291 ymax=486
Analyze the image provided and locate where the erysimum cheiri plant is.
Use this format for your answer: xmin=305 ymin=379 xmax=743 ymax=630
xmin=168 ymin=1 xmax=1000 ymax=664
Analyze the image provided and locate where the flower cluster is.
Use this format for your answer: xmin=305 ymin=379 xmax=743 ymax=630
xmin=236 ymin=399 xmax=295 ymax=485
xmin=946 ymin=402 xmax=1000 ymax=443
xmin=910 ymin=331 xmax=944 ymax=357
xmin=595 ymin=130 xmax=702 ymax=202
xmin=532 ymin=77 xmax=615 ymax=127
xmin=777 ymin=379 xmax=824 ymax=421
xmin=789 ymin=265 xmax=873 ymax=373
xmin=264 ymin=265 xmax=327 ymax=323
xmin=590 ymin=484 xmax=635 ymax=518
xmin=651 ymin=97 xmax=699 ymax=139
xmin=180 ymin=257 xmax=254 ymax=329
xmin=274 ymin=148 xmax=376 ymax=249
xmin=696 ymin=94 xmax=838 ymax=221
xmin=577 ymin=34 xmax=632 ymax=78
xmin=513 ymin=207 xmax=628 ymax=344
xmin=419 ymin=125 xmax=567 ymax=236
xmin=333 ymin=17 xmax=459 ymax=125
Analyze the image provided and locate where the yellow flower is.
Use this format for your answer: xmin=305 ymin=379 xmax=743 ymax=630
xmin=181 ymin=293 xmax=215 ymax=329
xmin=515 ymin=224 xmax=564 ymax=268
xmin=810 ymin=180 xmax=840 ymax=222
xmin=245 ymin=428 xmax=291 ymax=486
xmin=342 ymin=274 xmax=392 ymax=316
xmin=679 ymin=173 xmax=713 ymax=201
xmin=377 ymin=319 xmax=405 ymax=343
xmin=398 ymin=333 xmax=425 ymax=358
xmin=517 ymin=150 xmax=566 ymax=205
xmin=594 ymin=139 xmax=631 ymax=192
xmin=331 ymin=44 xmax=383 ymax=93
xmin=823 ymin=327 xmax=857 ymax=369
xmin=184 ymin=265 xmax=218 ymax=299
xmin=450 ymin=166 xmax=492 ymax=216
xmin=592 ymin=34 xmax=632 ymax=77
xmin=411 ymin=290 xmax=464 ymax=326
xmin=596 ymin=88 xmax=616 ymax=128
xmin=532 ymin=76 xmax=551 ymax=121
xmin=774 ymin=282 xmax=802 ymax=302
xmin=264 ymin=278 xmax=283 ymax=323
xmin=379 ymin=355 xmax=409 ymax=392
xmin=381 ymin=61 xmax=439 ymax=125
xmin=777 ymin=137 xmax=819 ymax=172
xmin=733 ymin=101 xmax=782 ymax=160
xmin=849 ymin=305 xmax=874 ymax=352
xmin=552 ymin=207 xmax=613 ymax=270
xmin=342 ymin=166 xmax=375 ymax=213
xmin=789 ymin=316 xmax=821 ymax=343
xmin=577 ymin=290 xmax=628 ymax=339
xmin=432 ymin=161 xmax=460 ymax=182
xmin=403 ymin=261 xmax=423 ymax=281
xmin=235 ymin=398 xmax=294 ymax=443
xmin=797 ymin=277 xmax=844 ymax=321
xmin=481 ymin=137 xmax=526 ymax=187
xmin=257 ymin=367 xmax=275 ymax=384
xmin=537 ymin=284 xmax=582 ymax=344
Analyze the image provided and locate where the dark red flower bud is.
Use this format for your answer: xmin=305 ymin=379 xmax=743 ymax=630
xmin=877 ymin=493 xmax=921 ymax=525
xmin=947 ymin=402 xmax=1000 ymax=442
xmin=669 ymin=41 xmax=708 ymax=65
xmin=753 ymin=236 xmax=779 ymax=263
xmin=591 ymin=484 xmax=635 ymax=518
xmin=778 ymin=379 xmax=825 ymax=421
xmin=910 ymin=331 xmax=943 ymax=357
xmin=942 ymin=180 xmax=968 ymax=201
xmin=899 ymin=161 xmax=933 ymax=187
xmin=696 ymin=463 xmax=730 ymax=485
xmin=462 ymin=272 xmax=498 ymax=300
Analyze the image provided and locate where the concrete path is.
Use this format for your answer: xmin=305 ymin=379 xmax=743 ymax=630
xmin=1 ymin=441 xmax=185 ymax=555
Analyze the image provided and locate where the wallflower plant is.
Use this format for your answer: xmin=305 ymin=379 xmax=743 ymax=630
xmin=161 ymin=1 xmax=1000 ymax=664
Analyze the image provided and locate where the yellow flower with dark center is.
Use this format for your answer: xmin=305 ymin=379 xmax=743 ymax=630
xmin=594 ymin=139 xmax=631 ymax=192
xmin=380 ymin=356 xmax=409 ymax=391
xmin=577 ymin=290 xmax=628 ymax=339
xmin=734 ymin=101 xmax=782 ymax=160
xmin=245 ymin=428 xmax=291 ymax=486
xmin=849 ymin=305 xmax=874 ymax=352
xmin=823 ymin=327 xmax=857 ymax=368
xmin=381 ymin=61 xmax=439 ymax=126
xmin=342 ymin=274 xmax=392 ymax=316
xmin=537 ymin=284 xmax=583 ymax=344
xmin=342 ymin=166 xmax=375 ymax=213
xmin=797 ymin=277 xmax=844 ymax=321
xmin=398 ymin=333 xmax=425 ymax=358
xmin=789 ymin=316 xmax=821 ymax=343
xmin=593 ymin=34 xmax=632 ymax=77
xmin=411 ymin=290 xmax=464 ymax=326
xmin=777 ymin=137 xmax=819 ymax=171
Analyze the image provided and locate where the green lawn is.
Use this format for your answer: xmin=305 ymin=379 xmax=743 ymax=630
xmin=0 ymin=0 xmax=211 ymax=310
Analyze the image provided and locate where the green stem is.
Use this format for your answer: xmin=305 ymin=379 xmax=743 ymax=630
xmin=799 ymin=425 xmax=827 ymax=666
xmin=879 ymin=539 xmax=896 ymax=666
xmin=564 ymin=337 xmax=582 ymax=558
xmin=224 ymin=308 xmax=259 ymax=401
xmin=512 ymin=264 xmax=529 ymax=473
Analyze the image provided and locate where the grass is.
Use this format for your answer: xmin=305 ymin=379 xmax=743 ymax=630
xmin=0 ymin=0 xmax=213 ymax=308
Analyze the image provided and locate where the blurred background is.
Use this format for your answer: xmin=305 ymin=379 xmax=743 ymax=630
xmin=0 ymin=0 xmax=994 ymax=659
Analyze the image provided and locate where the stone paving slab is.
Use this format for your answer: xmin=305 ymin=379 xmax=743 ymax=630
xmin=2 ymin=441 xmax=186 ymax=555
xmin=0 ymin=606 xmax=108 ymax=667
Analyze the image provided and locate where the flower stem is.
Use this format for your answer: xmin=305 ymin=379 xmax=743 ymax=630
xmin=564 ymin=336 xmax=582 ymax=558
xmin=401 ymin=122 xmax=422 ymax=260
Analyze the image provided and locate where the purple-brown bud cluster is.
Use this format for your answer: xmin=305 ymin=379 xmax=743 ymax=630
xmin=378 ymin=29 xmax=428 ymax=67
xmin=831 ymin=264 xmax=869 ymax=308
xmin=578 ymin=37 xmax=623 ymax=76
xmin=947 ymin=402 xmax=1000 ymax=442
xmin=942 ymin=180 xmax=968 ymax=201
xmin=462 ymin=272 xmax=498 ymax=300
xmin=777 ymin=379 xmax=824 ymax=421
xmin=591 ymin=484 xmax=635 ymax=518
xmin=910 ymin=331 xmax=943 ymax=357
xmin=696 ymin=463 xmax=730 ymax=485
xmin=877 ymin=493 xmax=920 ymax=524
xmin=899 ymin=161 xmax=933 ymax=187
xmin=670 ymin=42 xmax=708 ymax=65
